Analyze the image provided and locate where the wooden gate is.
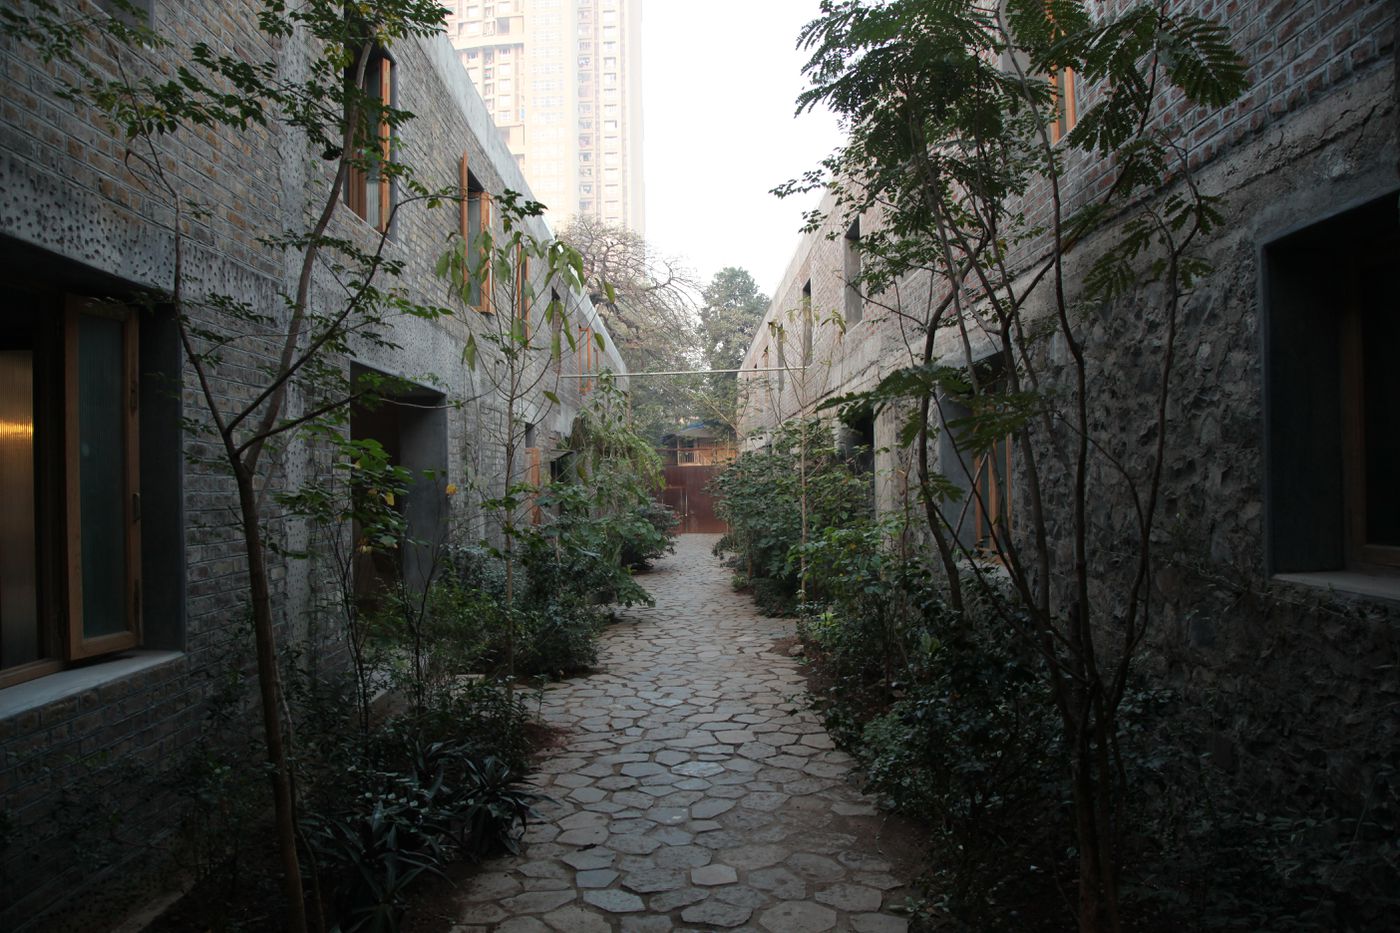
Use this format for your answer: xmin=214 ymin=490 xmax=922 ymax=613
xmin=662 ymin=464 xmax=727 ymax=533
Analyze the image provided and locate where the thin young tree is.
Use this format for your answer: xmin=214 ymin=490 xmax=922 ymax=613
xmin=784 ymin=2 xmax=1246 ymax=929
xmin=444 ymin=192 xmax=593 ymax=689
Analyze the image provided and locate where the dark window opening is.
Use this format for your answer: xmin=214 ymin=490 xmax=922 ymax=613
xmin=839 ymin=410 xmax=877 ymax=514
xmin=844 ymin=218 xmax=863 ymax=326
xmin=801 ymin=279 xmax=813 ymax=366
xmin=1263 ymin=192 xmax=1400 ymax=574
xmin=350 ymin=369 xmax=448 ymax=597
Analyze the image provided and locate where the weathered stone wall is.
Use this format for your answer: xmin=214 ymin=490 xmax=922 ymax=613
xmin=0 ymin=2 xmax=623 ymax=926
xmin=737 ymin=0 xmax=1400 ymax=854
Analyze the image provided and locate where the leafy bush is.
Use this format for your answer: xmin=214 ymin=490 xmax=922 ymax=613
xmin=621 ymin=501 xmax=677 ymax=570
xmin=405 ymin=678 xmax=535 ymax=775
xmin=365 ymin=540 xmax=607 ymax=685
xmin=798 ymin=527 xmax=1400 ymax=931
xmin=301 ymin=739 xmax=536 ymax=932
xmin=710 ymin=418 xmax=873 ymax=610
xmin=857 ymin=617 xmax=1063 ymax=929
xmin=750 ymin=576 xmax=797 ymax=617
xmin=523 ymin=483 xmax=654 ymax=610
xmin=291 ymin=673 xmax=537 ymax=932
xmin=791 ymin=527 xmax=1069 ymax=929
xmin=513 ymin=597 xmax=603 ymax=678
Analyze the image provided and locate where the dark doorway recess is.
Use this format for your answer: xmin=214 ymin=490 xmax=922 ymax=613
xmin=349 ymin=367 xmax=448 ymax=598
xmin=1262 ymin=192 xmax=1400 ymax=574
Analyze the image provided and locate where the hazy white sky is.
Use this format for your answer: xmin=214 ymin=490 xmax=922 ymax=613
xmin=640 ymin=1 xmax=845 ymax=301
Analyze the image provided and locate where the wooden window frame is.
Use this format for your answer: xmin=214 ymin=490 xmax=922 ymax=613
xmin=1341 ymin=235 xmax=1400 ymax=570
xmin=1049 ymin=67 xmax=1078 ymax=144
xmin=0 ymin=298 xmax=141 ymax=688
xmin=579 ymin=324 xmax=594 ymax=395
xmin=515 ymin=245 xmax=530 ymax=339
xmin=346 ymin=52 xmax=394 ymax=234
xmin=460 ymin=151 xmax=494 ymax=314
xmin=65 ymin=298 xmax=142 ymax=659
xmin=973 ymin=437 xmax=1013 ymax=553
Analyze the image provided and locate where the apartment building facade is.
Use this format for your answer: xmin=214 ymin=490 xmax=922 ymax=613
xmin=444 ymin=0 xmax=646 ymax=233
xmin=0 ymin=2 xmax=623 ymax=925
xmin=739 ymin=0 xmax=1398 ymax=863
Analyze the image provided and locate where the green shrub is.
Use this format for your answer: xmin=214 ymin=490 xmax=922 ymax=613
xmin=513 ymin=599 xmax=603 ymax=679
xmin=292 ymin=674 xmax=537 ymax=933
xmin=300 ymin=739 xmax=536 ymax=932
xmin=710 ymin=418 xmax=873 ymax=610
xmin=524 ymin=483 xmax=653 ymax=609
xmin=856 ymin=622 xmax=1063 ymax=930
xmin=794 ymin=527 xmax=1068 ymax=929
xmin=406 ymin=679 xmax=535 ymax=774
xmin=621 ymin=501 xmax=678 ymax=570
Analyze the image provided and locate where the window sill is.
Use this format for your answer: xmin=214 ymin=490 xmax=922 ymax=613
xmin=0 ymin=650 xmax=183 ymax=721
xmin=1273 ymin=570 xmax=1400 ymax=606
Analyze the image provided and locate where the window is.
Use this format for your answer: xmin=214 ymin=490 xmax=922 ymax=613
xmin=973 ymin=436 xmax=1013 ymax=551
xmin=801 ymin=279 xmax=813 ymax=365
xmin=514 ymin=244 xmax=530 ymax=338
xmin=1 ymin=295 xmax=142 ymax=688
xmin=839 ymin=411 xmax=877 ymax=514
xmin=349 ymin=370 xmax=448 ymax=596
xmin=459 ymin=151 xmax=493 ymax=312
xmin=345 ymin=51 xmax=394 ymax=233
xmin=937 ymin=359 xmax=1013 ymax=553
xmin=523 ymin=424 xmax=543 ymax=525
xmin=578 ymin=325 xmax=596 ymax=394
xmin=844 ymin=218 xmax=863 ymax=325
xmin=1049 ymin=67 xmax=1078 ymax=144
xmin=1264 ymin=194 xmax=1400 ymax=576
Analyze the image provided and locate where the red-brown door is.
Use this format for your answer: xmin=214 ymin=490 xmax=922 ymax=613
xmin=662 ymin=465 xmax=727 ymax=533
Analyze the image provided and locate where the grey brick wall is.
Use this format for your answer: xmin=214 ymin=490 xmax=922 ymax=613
xmin=0 ymin=1 xmax=622 ymax=926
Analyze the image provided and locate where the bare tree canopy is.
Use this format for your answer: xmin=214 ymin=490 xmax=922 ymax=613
xmin=558 ymin=215 xmax=701 ymax=369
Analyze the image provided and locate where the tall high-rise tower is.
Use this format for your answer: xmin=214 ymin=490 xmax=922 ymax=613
xmin=443 ymin=0 xmax=646 ymax=234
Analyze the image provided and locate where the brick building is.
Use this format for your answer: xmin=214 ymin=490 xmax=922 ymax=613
xmin=0 ymin=1 xmax=623 ymax=925
xmin=739 ymin=0 xmax=1398 ymax=871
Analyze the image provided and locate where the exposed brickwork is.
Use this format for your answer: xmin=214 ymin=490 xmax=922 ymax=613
xmin=0 ymin=2 xmax=623 ymax=926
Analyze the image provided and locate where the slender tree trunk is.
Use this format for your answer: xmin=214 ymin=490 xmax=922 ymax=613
xmin=503 ymin=385 xmax=517 ymax=697
xmin=234 ymin=463 xmax=308 ymax=933
xmin=799 ymin=424 xmax=809 ymax=597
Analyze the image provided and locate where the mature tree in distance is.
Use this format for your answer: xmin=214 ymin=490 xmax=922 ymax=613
xmin=700 ymin=267 xmax=769 ymax=373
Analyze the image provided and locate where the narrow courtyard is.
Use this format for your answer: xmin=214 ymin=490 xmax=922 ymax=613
xmin=448 ymin=534 xmax=914 ymax=932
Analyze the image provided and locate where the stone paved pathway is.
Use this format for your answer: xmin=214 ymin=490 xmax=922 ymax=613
xmin=451 ymin=534 xmax=912 ymax=932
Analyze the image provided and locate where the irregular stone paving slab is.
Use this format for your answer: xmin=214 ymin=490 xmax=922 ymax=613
xmin=450 ymin=534 xmax=912 ymax=929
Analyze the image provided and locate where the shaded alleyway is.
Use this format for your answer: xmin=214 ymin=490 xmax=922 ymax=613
xmin=449 ymin=535 xmax=914 ymax=932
